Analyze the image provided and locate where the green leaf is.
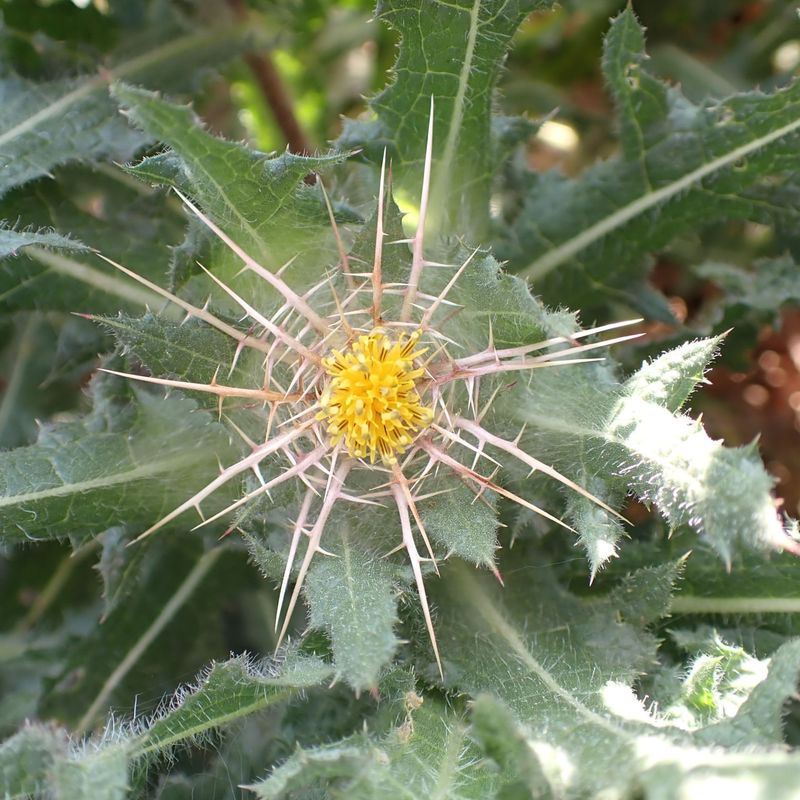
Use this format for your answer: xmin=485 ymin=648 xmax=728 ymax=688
xmin=0 ymin=226 xmax=84 ymax=259
xmin=0 ymin=724 xmax=66 ymax=800
xmin=651 ymin=632 xmax=784 ymax=738
xmin=434 ymin=559 xmax=800 ymax=798
xmin=131 ymin=652 xmax=333 ymax=761
xmin=305 ymin=529 xmax=399 ymax=691
xmin=503 ymin=8 xmax=800 ymax=317
xmin=0 ymin=314 xmax=76 ymax=449
xmin=608 ymin=559 xmax=685 ymax=627
xmin=564 ymin=471 xmax=627 ymax=577
xmin=39 ymin=542 xmax=233 ymax=729
xmin=670 ymin=547 xmax=800 ymax=619
xmin=623 ymin=336 xmax=721 ymax=412
xmin=113 ymin=84 xmax=349 ymax=298
xmin=0 ymin=385 xmax=235 ymax=545
xmin=98 ymin=313 xmax=241 ymax=410
xmin=700 ymin=639 xmax=800 ymax=747
xmin=469 ymin=693 xmax=550 ymax=797
xmin=339 ymin=0 xmax=555 ymax=236
xmin=250 ymin=690 xmax=503 ymax=799
xmin=513 ymin=339 xmax=788 ymax=565
xmin=49 ymin=748 xmax=129 ymax=800
xmin=449 ymin=248 xmax=576 ymax=349
xmin=697 ymin=254 xmax=800 ymax=325
xmin=639 ymin=756 xmax=800 ymax=800
xmin=0 ymin=72 xmax=142 ymax=198
xmin=0 ymin=18 xmax=247 ymax=197
xmin=0 ymin=168 xmax=186 ymax=313
xmin=1 ymin=653 xmax=332 ymax=798
xmin=418 ymin=476 xmax=499 ymax=566
xmin=435 ymin=561 xmax=660 ymax=799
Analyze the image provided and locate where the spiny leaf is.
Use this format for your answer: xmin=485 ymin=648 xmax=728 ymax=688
xmin=339 ymin=0 xmax=555 ymax=236
xmin=1 ymin=653 xmax=332 ymax=798
xmin=638 ymin=755 xmax=800 ymax=800
xmin=130 ymin=652 xmax=333 ymax=761
xmin=0 ymin=386 xmax=236 ymax=545
xmin=624 ymin=336 xmax=721 ymax=412
xmin=563 ymin=471 xmax=627 ymax=576
xmin=502 ymin=8 xmax=800 ymax=318
xmin=0 ymin=226 xmax=84 ymax=260
xmin=0 ymin=724 xmax=67 ymax=799
xmin=513 ymin=339 xmax=788 ymax=565
xmin=700 ymin=638 xmax=800 ymax=747
xmin=418 ymin=476 xmax=499 ymax=565
xmin=697 ymin=254 xmax=800 ymax=324
xmin=608 ymin=559 xmax=685 ymax=627
xmin=98 ymin=313 xmax=245 ymax=411
xmin=434 ymin=559 xmax=662 ymax=798
xmin=49 ymin=748 xmax=129 ymax=800
xmin=670 ymin=545 xmax=800 ymax=620
xmin=434 ymin=558 xmax=800 ymax=798
xmin=304 ymin=529 xmax=399 ymax=692
xmin=0 ymin=17 xmax=247 ymax=197
xmin=39 ymin=542 xmax=243 ymax=729
xmin=113 ymin=84 xmax=350 ymax=298
xmin=0 ymin=168 xmax=186 ymax=313
xmin=249 ymin=690 xmax=503 ymax=799
xmin=0 ymin=313 xmax=85 ymax=450
xmin=469 ymin=694 xmax=550 ymax=797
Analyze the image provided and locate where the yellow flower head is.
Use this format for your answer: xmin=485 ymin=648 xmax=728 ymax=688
xmin=317 ymin=329 xmax=434 ymax=464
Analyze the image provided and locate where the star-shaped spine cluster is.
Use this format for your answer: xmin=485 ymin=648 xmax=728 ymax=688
xmin=100 ymin=104 xmax=639 ymax=677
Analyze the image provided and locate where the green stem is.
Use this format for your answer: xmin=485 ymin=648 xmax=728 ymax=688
xmin=76 ymin=547 xmax=224 ymax=735
xmin=0 ymin=314 xmax=39 ymax=443
xmin=13 ymin=538 xmax=101 ymax=634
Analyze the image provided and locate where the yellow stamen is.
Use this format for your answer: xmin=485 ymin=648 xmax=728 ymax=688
xmin=317 ymin=329 xmax=434 ymax=464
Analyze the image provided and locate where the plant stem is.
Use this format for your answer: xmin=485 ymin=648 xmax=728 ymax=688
xmin=75 ymin=547 xmax=224 ymax=736
xmin=13 ymin=538 xmax=101 ymax=634
xmin=226 ymin=0 xmax=312 ymax=154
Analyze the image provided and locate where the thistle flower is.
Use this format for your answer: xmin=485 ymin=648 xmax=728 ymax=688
xmin=99 ymin=107 xmax=639 ymax=678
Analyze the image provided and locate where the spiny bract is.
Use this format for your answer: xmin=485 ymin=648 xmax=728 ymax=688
xmin=101 ymin=106 xmax=638 ymax=676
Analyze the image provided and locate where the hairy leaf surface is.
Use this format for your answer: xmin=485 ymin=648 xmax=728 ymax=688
xmin=500 ymin=9 xmax=800 ymax=318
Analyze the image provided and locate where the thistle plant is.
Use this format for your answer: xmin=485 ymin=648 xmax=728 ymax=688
xmin=99 ymin=114 xmax=640 ymax=674
xmin=4 ymin=2 xmax=800 ymax=798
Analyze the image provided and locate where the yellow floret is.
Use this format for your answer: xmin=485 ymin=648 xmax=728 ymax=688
xmin=317 ymin=329 xmax=434 ymax=464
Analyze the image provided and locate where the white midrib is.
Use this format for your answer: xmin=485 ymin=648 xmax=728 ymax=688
xmin=133 ymin=684 xmax=296 ymax=758
xmin=520 ymin=113 xmax=800 ymax=281
xmin=459 ymin=566 xmax=632 ymax=740
xmin=438 ymin=0 xmax=481 ymax=188
xmin=0 ymin=449 xmax=200 ymax=509
xmin=0 ymin=26 xmax=239 ymax=150
xmin=671 ymin=596 xmax=800 ymax=614
xmin=24 ymin=246 xmax=172 ymax=310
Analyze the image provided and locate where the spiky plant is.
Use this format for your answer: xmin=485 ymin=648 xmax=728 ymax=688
xmin=98 ymin=104 xmax=639 ymax=676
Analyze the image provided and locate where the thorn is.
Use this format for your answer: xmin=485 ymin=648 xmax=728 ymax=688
xmin=372 ymin=147 xmax=388 ymax=324
xmin=400 ymin=95 xmax=434 ymax=323
xmin=96 ymin=253 xmax=272 ymax=355
xmin=489 ymin=563 xmax=505 ymax=586
xmin=319 ymin=177 xmax=355 ymax=291
xmin=392 ymin=481 xmax=443 ymax=680
xmin=275 ymin=461 xmax=352 ymax=648
xmin=174 ymin=189 xmax=329 ymax=334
